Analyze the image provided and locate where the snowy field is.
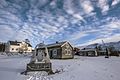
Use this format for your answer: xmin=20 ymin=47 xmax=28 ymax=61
xmin=0 ymin=54 xmax=120 ymax=80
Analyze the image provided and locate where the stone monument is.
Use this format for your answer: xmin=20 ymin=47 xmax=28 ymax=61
xmin=25 ymin=43 xmax=53 ymax=74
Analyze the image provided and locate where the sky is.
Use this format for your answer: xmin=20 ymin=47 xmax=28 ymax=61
xmin=0 ymin=0 xmax=120 ymax=47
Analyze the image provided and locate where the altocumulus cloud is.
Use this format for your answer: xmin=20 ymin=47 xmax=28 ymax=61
xmin=0 ymin=0 xmax=120 ymax=47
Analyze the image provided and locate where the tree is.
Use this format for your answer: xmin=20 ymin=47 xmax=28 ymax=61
xmin=0 ymin=43 xmax=5 ymax=52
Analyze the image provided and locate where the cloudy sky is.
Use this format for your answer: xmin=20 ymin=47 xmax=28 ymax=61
xmin=0 ymin=0 xmax=120 ymax=47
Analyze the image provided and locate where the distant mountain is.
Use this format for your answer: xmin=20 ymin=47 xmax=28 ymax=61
xmin=78 ymin=41 xmax=120 ymax=51
xmin=103 ymin=41 xmax=120 ymax=51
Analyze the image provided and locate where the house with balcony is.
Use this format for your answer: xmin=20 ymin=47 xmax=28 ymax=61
xmin=5 ymin=40 xmax=32 ymax=53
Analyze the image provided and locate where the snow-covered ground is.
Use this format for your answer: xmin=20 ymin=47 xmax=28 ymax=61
xmin=0 ymin=55 xmax=120 ymax=80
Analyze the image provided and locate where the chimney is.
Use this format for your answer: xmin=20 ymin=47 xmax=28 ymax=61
xmin=56 ymin=41 xmax=59 ymax=43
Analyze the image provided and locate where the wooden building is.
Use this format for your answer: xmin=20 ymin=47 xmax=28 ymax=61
xmin=78 ymin=49 xmax=98 ymax=56
xmin=5 ymin=41 xmax=32 ymax=53
xmin=37 ymin=41 xmax=74 ymax=59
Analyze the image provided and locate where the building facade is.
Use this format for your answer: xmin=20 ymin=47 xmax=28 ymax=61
xmin=37 ymin=41 xmax=74 ymax=59
xmin=5 ymin=41 xmax=32 ymax=53
xmin=79 ymin=49 xmax=98 ymax=56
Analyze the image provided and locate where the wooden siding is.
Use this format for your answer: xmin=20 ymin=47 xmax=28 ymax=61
xmin=37 ymin=42 xmax=74 ymax=59
xmin=61 ymin=43 xmax=73 ymax=59
xmin=48 ymin=47 xmax=62 ymax=59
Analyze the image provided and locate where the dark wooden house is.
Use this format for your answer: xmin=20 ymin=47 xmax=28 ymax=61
xmin=79 ymin=49 xmax=98 ymax=57
xmin=37 ymin=41 xmax=74 ymax=59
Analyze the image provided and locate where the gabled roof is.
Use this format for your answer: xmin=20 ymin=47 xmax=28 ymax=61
xmin=46 ymin=41 xmax=67 ymax=48
xmin=27 ymin=43 xmax=32 ymax=47
xmin=38 ymin=41 xmax=68 ymax=48
xmin=9 ymin=41 xmax=21 ymax=46
xmin=8 ymin=41 xmax=32 ymax=47
xmin=80 ymin=49 xmax=96 ymax=52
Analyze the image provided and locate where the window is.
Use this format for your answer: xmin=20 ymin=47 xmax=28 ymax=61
xmin=64 ymin=49 xmax=67 ymax=55
xmin=12 ymin=48 xmax=14 ymax=50
xmin=53 ymin=49 xmax=57 ymax=56
xmin=68 ymin=50 xmax=71 ymax=55
xmin=64 ymin=49 xmax=71 ymax=55
xmin=16 ymin=48 xmax=18 ymax=51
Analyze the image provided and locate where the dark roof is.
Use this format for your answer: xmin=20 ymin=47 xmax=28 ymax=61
xmin=80 ymin=49 xmax=96 ymax=52
xmin=27 ymin=43 xmax=32 ymax=47
xmin=47 ymin=41 xmax=67 ymax=47
xmin=38 ymin=41 xmax=67 ymax=48
xmin=9 ymin=41 xmax=32 ymax=47
xmin=9 ymin=41 xmax=21 ymax=46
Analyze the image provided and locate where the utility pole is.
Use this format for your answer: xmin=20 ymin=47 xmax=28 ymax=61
xmin=102 ymin=40 xmax=109 ymax=58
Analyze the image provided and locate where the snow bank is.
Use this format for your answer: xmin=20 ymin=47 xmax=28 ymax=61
xmin=0 ymin=55 xmax=120 ymax=80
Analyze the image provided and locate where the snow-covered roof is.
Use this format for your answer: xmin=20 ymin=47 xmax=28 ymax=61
xmin=37 ymin=41 xmax=67 ymax=49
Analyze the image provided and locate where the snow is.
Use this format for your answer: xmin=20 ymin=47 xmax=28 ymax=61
xmin=0 ymin=55 xmax=120 ymax=80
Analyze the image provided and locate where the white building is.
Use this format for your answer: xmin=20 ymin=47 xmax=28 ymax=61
xmin=5 ymin=41 xmax=32 ymax=53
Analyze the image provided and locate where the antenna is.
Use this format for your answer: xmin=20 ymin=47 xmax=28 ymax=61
xmin=102 ymin=40 xmax=106 ymax=47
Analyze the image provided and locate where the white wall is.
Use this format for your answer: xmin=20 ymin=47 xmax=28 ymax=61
xmin=5 ymin=42 xmax=32 ymax=53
